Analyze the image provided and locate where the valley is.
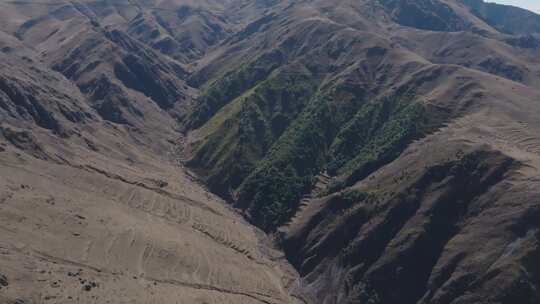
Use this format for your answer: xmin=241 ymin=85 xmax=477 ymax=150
xmin=1 ymin=0 xmax=540 ymax=303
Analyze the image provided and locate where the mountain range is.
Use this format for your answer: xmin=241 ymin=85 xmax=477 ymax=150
xmin=1 ymin=0 xmax=540 ymax=303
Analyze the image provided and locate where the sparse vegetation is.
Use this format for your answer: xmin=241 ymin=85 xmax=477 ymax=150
xmin=4 ymin=0 xmax=540 ymax=303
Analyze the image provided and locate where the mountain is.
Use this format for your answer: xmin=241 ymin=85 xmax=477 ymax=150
xmin=1 ymin=0 xmax=540 ymax=303
xmin=0 ymin=1 xmax=300 ymax=303
xmin=460 ymin=0 xmax=540 ymax=34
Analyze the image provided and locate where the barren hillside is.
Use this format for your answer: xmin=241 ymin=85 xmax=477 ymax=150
xmin=1 ymin=0 xmax=540 ymax=303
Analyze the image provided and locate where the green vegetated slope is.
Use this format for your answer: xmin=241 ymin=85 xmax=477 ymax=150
xmin=185 ymin=38 xmax=458 ymax=231
xmin=186 ymin=49 xmax=287 ymax=130
xmin=188 ymin=70 xmax=317 ymax=201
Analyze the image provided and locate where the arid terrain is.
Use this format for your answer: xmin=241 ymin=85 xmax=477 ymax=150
xmin=1 ymin=0 xmax=540 ymax=303
xmin=0 ymin=1 xmax=302 ymax=303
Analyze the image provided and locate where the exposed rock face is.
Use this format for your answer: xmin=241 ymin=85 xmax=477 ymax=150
xmin=1 ymin=0 xmax=540 ymax=303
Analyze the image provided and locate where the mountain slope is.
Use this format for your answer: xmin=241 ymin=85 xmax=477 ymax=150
xmin=1 ymin=0 xmax=540 ymax=304
xmin=184 ymin=0 xmax=540 ymax=229
xmin=178 ymin=0 xmax=540 ymax=303
xmin=0 ymin=2 xmax=303 ymax=303
xmin=460 ymin=0 xmax=540 ymax=34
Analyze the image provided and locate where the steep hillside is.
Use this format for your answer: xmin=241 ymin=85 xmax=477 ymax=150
xmin=460 ymin=0 xmax=540 ymax=34
xmin=280 ymin=72 xmax=540 ymax=303
xmin=2 ymin=0 xmax=540 ymax=303
xmin=0 ymin=1 xmax=303 ymax=303
xmin=179 ymin=0 xmax=540 ymax=303
xmin=184 ymin=0 xmax=540 ymax=229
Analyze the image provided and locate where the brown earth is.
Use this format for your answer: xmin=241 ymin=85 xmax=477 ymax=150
xmin=1 ymin=0 xmax=540 ymax=303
